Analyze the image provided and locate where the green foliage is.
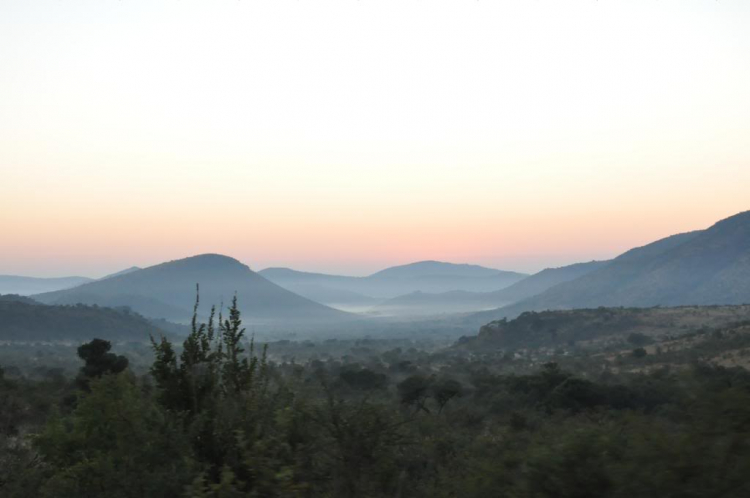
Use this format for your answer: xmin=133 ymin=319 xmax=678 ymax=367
xmin=34 ymin=373 xmax=194 ymax=497
xmin=5 ymin=299 xmax=750 ymax=497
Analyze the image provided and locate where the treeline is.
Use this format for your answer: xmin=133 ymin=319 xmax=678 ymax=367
xmin=465 ymin=305 xmax=750 ymax=351
xmin=2 ymin=301 xmax=750 ymax=497
xmin=0 ymin=299 xmax=167 ymax=342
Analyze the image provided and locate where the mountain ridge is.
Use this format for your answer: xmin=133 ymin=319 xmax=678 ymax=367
xmin=33 ymin=254 xmax=352 ymax=325
xmin=259 ymin=261 xmax=528 ymax=303
xmin=0 ymin=275 xmax=93 ymax=296
xmin=469 ymin=211 xmax=750 ymax=323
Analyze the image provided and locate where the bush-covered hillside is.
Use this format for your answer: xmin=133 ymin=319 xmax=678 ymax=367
xmin=0 ymin=300 xmax=167 ymax=342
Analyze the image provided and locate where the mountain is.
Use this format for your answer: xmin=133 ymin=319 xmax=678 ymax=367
xmin=100 ymin=266 xmax=141 ymax=280
xmin=269 ymin=283 xmax=381 ymax=313
xmin=369 ymin=260 xmax=608 ymax=316
xmin=478 ymin=211 xmax=750 ymax=320
xmin=369 ymin=261 xmax=505 ymax=279
xmin=33 ymin=254 xmax=352 ymax=325
xmin=0 ymin=275 xmax=93 ymax=296
xmin=259 ymin=261 xmax=528 ymax=304
xmin=0 ymin=299 xmax=170 ymax=342
xmin=366 ymin=261 xmax=527 ymax=293
xmin=487 ymin=260 xmax=610 ymax=304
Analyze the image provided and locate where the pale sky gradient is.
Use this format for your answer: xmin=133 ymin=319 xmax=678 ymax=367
xmin=1 ymin=1 xmax=749 ymax=277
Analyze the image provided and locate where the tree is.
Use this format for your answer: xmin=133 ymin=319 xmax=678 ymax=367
xmin=632 ymin=347 xmax=648 ymax=358
xmin=627 ymin=332 xmax=652 ymax=347
xmin=339 ymin=368 xmax=387 ymax=391
xmin=35 ymin=373 xmax=194 ymax=498
xmin=76 ymin=339 xmax=128 ymax=389
xmin=431 ymin=378 xmax=463 ymax=413
xmin=397 ymin=375 xmax=433 ymax=413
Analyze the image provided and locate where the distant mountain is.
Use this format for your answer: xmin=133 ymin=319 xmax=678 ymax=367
xmin=369 ymin=261 xmax=505 ymax=279
xmin=0 ymin=275 xmax=93 ymax=296
xmin=371 ymin=290 xmax=494 ymax=317
xmin=0 ymin=299 xmax=170 ymax=342
xmin=270 ymin=283 xmax=382 ymax=313
xmin=476 ymin=211 xmax=750 ymax=321
xmin=100 ymin=266 xmax=141 ymax=280
xmin=259 ymin=261 xmax=528 ymax=303
xmin=370 ymin=260 xmax=608 ymax=316
xmin=34 ymin=254 xmax=352 ymax=324
xmin=487 ymin=260 xmax=610 ymax=304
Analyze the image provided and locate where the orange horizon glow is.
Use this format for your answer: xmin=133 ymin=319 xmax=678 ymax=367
xmin=2 ymin=1 xmax=749 ymax=277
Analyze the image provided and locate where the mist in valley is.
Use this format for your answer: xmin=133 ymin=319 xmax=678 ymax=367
xmin=3 ymin=1 xmax=750 ymax=497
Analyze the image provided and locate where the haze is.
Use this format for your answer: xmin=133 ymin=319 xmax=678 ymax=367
xmin=2 ymin=0 xmax=750 ymax=277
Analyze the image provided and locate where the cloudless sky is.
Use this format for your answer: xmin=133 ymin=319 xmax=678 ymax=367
xmin=1 ymin=1 xmax=749 ymax=277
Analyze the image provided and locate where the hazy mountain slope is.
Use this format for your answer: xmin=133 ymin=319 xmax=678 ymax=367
xmin=100 ymin=266 xmax=141 ymax=280
xmin=487 ymin=260 xmax=611 ymax=304
xmin=272 ymin=283 xmax=381 ymax=311
xmin=485 ymin=211 xmax=750 ymax=318
xmin=368 ymin=260 xmax=507 ymax=279
xmin=34 ymin=254 xmax=352 ymax=323
xmin=371 ymin=290 xmax=496 ymax=316
xmin=0 ymin=275 xmax=93 ymax=296
xmin=260 ymin=261 xmax=528 ymax=299
xmin=0 ymin=300 xmax=170 ymax=342
xmin=370 ymin=260 xmax=608 ymax=316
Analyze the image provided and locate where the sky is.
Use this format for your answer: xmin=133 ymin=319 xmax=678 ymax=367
xmin=1 ymin=0 xmax=749 ymax=278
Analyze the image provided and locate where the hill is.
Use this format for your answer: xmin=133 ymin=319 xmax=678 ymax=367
xmin=266 ymin=283 xmax=381 ymax=313
xmin=372 ymin=260 xmax=608 ymax=316
xmin=0 ymin=294 xmax=39 ymax=305
xmin=0 ymin=275 xmax=92 ymax=296
xmin=259 ymin=261 xmax=528 ymax=304
xmin=471 ymin=211 xmax=750 ymax=322
xmin=100 ymin=266 xmax=141 ymax=280
xmin=487 ymin=260 xmax=610 ymax=304
xmin=0 ymin=299 xmax=169 ymax=342
xmin=458 ymin=304 xmax=750 ymax=352
xmin=33 ymin=254 xmax=352 ymax=325
xmin=369 ymin=260 xmax=506 ymax=279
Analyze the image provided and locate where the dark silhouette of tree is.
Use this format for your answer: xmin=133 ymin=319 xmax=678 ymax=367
xmin=397 ymin=375 xmax=433 ymax=413
xmin=431 ymin=378 xmax=463 ymax=413
xmin=76 ymin=338 xmax=128 ymax=389
xmin=339 ymin=368 xmax=387 ymax=391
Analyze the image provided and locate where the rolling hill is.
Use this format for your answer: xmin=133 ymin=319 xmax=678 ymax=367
xmin=0 ymin=275 xmax=93 ymax=296
xmin=33 ymin=254 xmax=353 ymax=324
xmin=486 ymin=260 xmax=610 ymax=304
xmin=100 ymin=266 xmax=142 ymax=280
xmin=457 ymin=304 xmax=750 ymax=353
xmin=473 ymin=211 xmax=750 ymax=322
xmin=259 ymin=261 xmax=528 ymax=306
xmin=368 ymin=260 xmax=505 ymax=279
xmin=0 ymin=299 xmax=170 ymax=342
xmin=373 ymin=260 xmax=609 ymax=316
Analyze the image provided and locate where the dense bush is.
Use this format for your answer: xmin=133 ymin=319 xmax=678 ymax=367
xmin=2 ymin=302 xmax=750 ymax=497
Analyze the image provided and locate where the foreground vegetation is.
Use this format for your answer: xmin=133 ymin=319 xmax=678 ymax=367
xmin=2 ymin=300 xmax=750 ymax=497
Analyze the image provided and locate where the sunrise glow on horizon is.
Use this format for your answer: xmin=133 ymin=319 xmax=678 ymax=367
xmin=2 ymin=1 xmax=750 ymax=277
